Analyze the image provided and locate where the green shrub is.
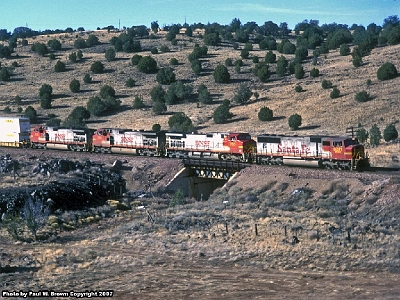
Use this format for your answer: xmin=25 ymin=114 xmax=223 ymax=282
xmin=69 ymin=79 xmax=80 ymax=93
xmin=213 ymin=64 xmax=230 ymax=83
xmin=330 ymin=87 xmax=340 ymax=99
xmin=39 ymin=84 xmax=53 ymax=97
xmin=152 ymin=124 xmax=161 ymax=131
xmin=150 ymin=47 xmax=158 ymax=54
xmin=213 ymin=103 xmax=232 ymax=124
xmin=169 ymin=58 xmax=178 ymax=65
xmin=132 ymin=96 xmax=145 ymax=109
xmin=137 ymin=56 xmax=158 ymax=74
xmin=383 ymin=124 xmax=398 ymax=142
xmin=83 ymin=74 xmax=92 ymax=83
xmin=310 ymin=67 xmax=320 ymax=78
xmin=91 ymin=61 xmax=104 ymax=74
xmin=24 ymin=106 xmax=37 ymax=121
xmin=352 ymin=55 xmax=362 ymax=67
xmin=258 ymin=107 xmax=273 ymax=121
xmin=294 ymin=63 xmax=305 ymax=79
xmin=225 ymin=58 xmax=233 ymax=66
xmin=168 ymin=112 xmax=194 ymax=132
xmin=87 ymin=96 xmax=106 ymax=116
xmin=377 ymin=62 xmax=398 ymax=81
xmin=295 ymin=85 xmax=303 ymax=92
xmin=288 ymin=113 xmax=302 ymax=130
xmin=233 ymin=84 xmax=252 ymax=105
xmin=355 ymin=90 xmax=370 ymax=102
xmin=150 ymin=85 xmax=166 ymax=103
xmin=0 ymin=67 xmax=10 ymax=81
xmin=156 ymin=67 xmax=176 ymax=85
xmin=105 ymin=48 xmax=116 ymax=61
xmin=131 ymin=54 xmax=142 ymax=65
xmin=125 ymin=77 xmax=136 ymax=87
xmin=152 ymin=101 xmax=167 ymax=115
xmin=40 ymin=93 xmax=52 ymax=109
xmin=47 ymin=39 xmax=62 ymax=51
xmin=198 ymin=85 xmax=212 ymax=104
xmin=100 ymin=85 xmax=116 ymax=99
xmin=339 ymin=43 xmax=350 ymax=56
xmin=369 ymin=124 xmax=381 ymax=146
xmin=265 ymin=50 xmax=276 ymax=63
xmin=54 ymin=60 xmax=66 ymax=72
xmin=321 ymin=79 xmax=333 ymax=89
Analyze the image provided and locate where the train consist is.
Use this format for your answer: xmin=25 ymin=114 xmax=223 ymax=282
xmin=0 ymin=117 xmax=370 ymax=170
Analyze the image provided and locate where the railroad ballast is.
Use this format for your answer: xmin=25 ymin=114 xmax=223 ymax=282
xmin=0 ymin=117 xmax=370 ymax=170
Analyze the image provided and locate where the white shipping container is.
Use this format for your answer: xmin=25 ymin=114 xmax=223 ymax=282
xmin=0 ymin=131 xmax=30 ymax=143
xmin=0 ymin=117 xmax=30 ymax=133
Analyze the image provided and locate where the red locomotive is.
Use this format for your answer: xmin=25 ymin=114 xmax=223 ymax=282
xmin=256 ymin=134 xmax=369 ymax=170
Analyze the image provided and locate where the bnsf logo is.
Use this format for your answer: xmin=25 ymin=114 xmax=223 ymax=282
xmin=195 ymin=140 xmax=210 ymax=147
xmin=55 ymin=133 xmax=66 ymax=139
xmin=121 ymin=137 xmax=134 ymax=143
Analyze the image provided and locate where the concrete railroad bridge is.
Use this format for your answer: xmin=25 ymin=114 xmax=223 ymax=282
xmin=166 ymin=158 xmax=248 ymax=200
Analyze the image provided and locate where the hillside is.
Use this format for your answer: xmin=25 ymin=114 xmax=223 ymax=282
xmin=0 ymin=30 xmax=399 ymax=167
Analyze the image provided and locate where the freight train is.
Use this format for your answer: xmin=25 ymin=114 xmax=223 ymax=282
xmin=0 ymin=117 xmax=370 ymax=170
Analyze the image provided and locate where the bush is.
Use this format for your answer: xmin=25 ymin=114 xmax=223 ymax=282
xmin=258 ymin=107 xmax=273 ymax=121
xmin=69 ymin=79 xmax=80 ymax=93
xmin=87 ymin=96 xmax=106 ymax=116
xmin=3 ymin=106 xmax=11 ymax=113
xmin=47 ymin=39 xmax=62 ymax=51
xmin=352 ymin=55 xmax=362 ymax=67
xmin=69 ymin=52 xmax=77 ymax=62
xmin=169 ymin=58 xmax=178 ymax=65
xmin=213 ymin=64 xmax=230 ymax=83
xmin=105 ymin=48 xmax=116 ymax=61
xmin=369 ymin=124 xmax=381 ymax=146
xmin=198 ymin=85 xmax=212 ymax=104
xmin=150 ymin=85 xmax=166 ymax=103
xmin=137 ymin=56 xmax=158 ymax=73
xmin=40 ymin=93 xmax=52 ymax=109
xmin=74 ymin=38 xmax=86 ymax=49
xmin=339 ymin=43 xmax=350 ymax=56
xmin=125 ymin=77 xmax=136 ymax=87
xmin=32 ymin=42 xmax=48 ymax=56
xmin=0 ymin=67 xmax=10 ymax=81
xmin=294 ymin=63 xmax=305 ymax=79
xmin=321 ymin=79 xmax=333 ymax=89
xmin=91 ymin=61 xmax=104 ymax=74
xmin=191 ymin=59 xmax=202 ymax=75
xmin=152 ymin=101 xmax=167 ymax=115
xmin=132 ymin=96 xmax=145 ymax=109
xmin=100 ymin=85 xmax=115 ymax=99
xmin=24 ymin=106 xmax=37 ymax=121
xmin=150 ymin=47 xmax=158 ymax=54
xmin=39 ymin=84 xmax=53 ymax=98
xmin=168 ymin=112 xmax=194 ymax=132
xmin=152 ymin=124 xmax=161 ymax=132
xmin=295 ymin=85 xmax=303 ymax=92
xmin=54 ymin=60 xmax=66 ymax=72
xmin=330 ymin=87 xmax=340 ymax=99
xmin=257 ymin=65 xmax=270 ymax=83
xmin=86 ymin=34 xmax=100 ymax=47
xmin=383 ymin=124 xmax=398 ymax=142
xmin=265 ymin=50 xmax=276 ymax=63
xmin=131 ymin=54 xmax=142 ymax=65
xmin=233 ymin=84 xmax=253 ymax=105
xmin=160 ymin=45 xmax=170 ymax=52
xmin=83 ymin=74 xmax=92 ymax=83
xmin=356 ymin=127 xmax=368 ymax=143
xmin=377 ymin=62 xmax=398 ymax=81
xmin=63 ymin=106 xmax=90 ymax=127
xmin=310 ymin=68 xmax=320 ymax=78
xmin=355 ymin=90 xmax=370 ymax=102
xmin=225 ymin=58 xmax=233 ymax=66
xmin=288 ymin=113 xmax=302 ymax=130
xmin=156 ymin=67 xmax=176 ymax=85
xmin=213 ymin=103 xmax=232 ymax=124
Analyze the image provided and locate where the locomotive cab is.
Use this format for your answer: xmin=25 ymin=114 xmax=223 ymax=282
xmin=222 ymin=133 xmax=256 ymax=162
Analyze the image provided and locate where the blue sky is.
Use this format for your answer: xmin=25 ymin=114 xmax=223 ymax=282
xmin=2 ymin=0 xmax=399 ymax=32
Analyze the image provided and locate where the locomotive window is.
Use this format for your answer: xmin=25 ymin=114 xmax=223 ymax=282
xmin=333 ymin=141 xmax=343 ymax=147
xmin=344 ymin=139 xmax=358 ymax=147
xmin=322 ymin=141 xmax=330 ymax=146
xmin=206 ymin=134 xmax=213 ymax=138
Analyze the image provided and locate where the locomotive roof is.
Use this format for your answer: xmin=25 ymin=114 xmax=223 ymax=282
xmin=257 ymin=134 xmax=355 ymax=139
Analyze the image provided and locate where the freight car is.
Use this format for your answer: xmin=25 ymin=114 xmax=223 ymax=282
xmin=256 ymin=134 xmax=369 ymax=170
xmin=0 ymin=117 xmax=30 ymax=147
